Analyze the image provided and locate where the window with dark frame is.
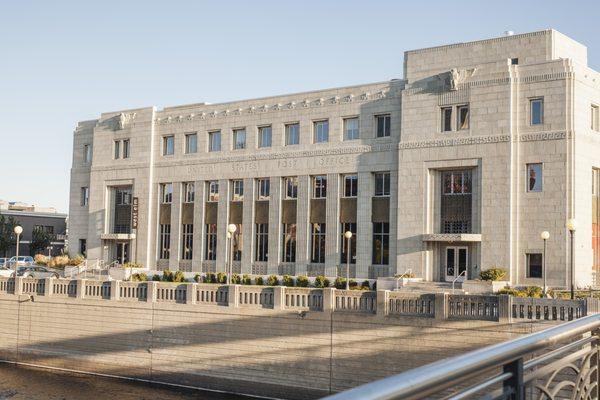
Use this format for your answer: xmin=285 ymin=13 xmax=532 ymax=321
xmin=530 ymin=98 xmax=544 ymax=125
xmin=207 ymin=181 xmax=219 ymax=202
xmin=80 ymin=187 xmax=89 ymax=206
xmin=209 ymin=131 xmax=221 ymax=152
xmin=527 ymin=253 xmax=543 ymax=278
xmin=282 ymin=223 xmax=297 ymax=262
xmin=181 ymin=224 xmax=193 ymax=260
xmin=284 ymin=177 xmax=298 ymax=199
xmin=372 ymin=222 xmax=389 ymax=265
xmin=232 ymin=180 xmax=244 ymax=201
xmin=343 ymin=174 xmax=358 ymax=197
xmin=205 ymin=224 xmax=217 ymax=261
xmin=258 ymin=126 xmax=272 ymax=148
xmin=340 ymin=222 xmax=357 ymax=264
xmin=183 ymin=182 xmax=195 ymax=203
xmin=185 ymin=133 xmax=197 ymax=154
xmin=374 ymin=172 xmax=391 ymax=196
xmin=313 ymin=175 xmax=327 ymax=198
xmin=344 ymin=117 xmax=359 ymax=140
xmin=311 ymin=223 xmax=326 ymax=263
xmin=160 ymin=183 xmax=173 ymax=204
xmin=457 ymin=105 xmax=469 ymax=130
xmin=285 ymin=123 xmax=300 ymax=145
xmin=233 ymin=128 xmax=246 ymax=150
xmin=255 ymin=223 xmax=269 ymax=262
xmin=159 ymin=224 xmax=171 ymax=259
xmin=163 ymin=135 xmax=174 ymax=156
xmin=123 ymin=139 xmax=130 ymax=158
xmin=441 ymin=107 xmax=453 ymax=132
xmin=375 ymin=114 xmax=391 ymax=137
xmin=114 ymin=140 xmax=120 ymax=159
xmin=314 ymin=120 xmax=329 ymax=143
xmin=257 ymin=178 xmax=270 ymax=200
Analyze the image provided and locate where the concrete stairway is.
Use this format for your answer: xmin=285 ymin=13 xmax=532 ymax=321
xmin=394 ymin=281 xmax=466 ymax=294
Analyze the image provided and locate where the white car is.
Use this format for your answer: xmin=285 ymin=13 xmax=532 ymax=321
xmin=0 ymin=266 xmax=14 ymax=277
xmin=7 ymin=256 xmax=34 ymax=268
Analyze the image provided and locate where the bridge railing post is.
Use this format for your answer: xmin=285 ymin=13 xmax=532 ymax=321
xmin=434 ymin=293 xmax=448 ymax=320
xmin=499 ymin=294 xmax=513 ymax=323
xmin=503 ymin=358 xmax=524 ymax=399
xmin=44 ymin=277 xmax=53 ymax=297
xmin=376 ymin=290 xmax=389 ymax=317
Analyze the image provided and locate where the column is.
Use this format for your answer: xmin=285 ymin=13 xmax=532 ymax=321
xmin=356 ymin=171 xmax=373 ymax=279
xmin=191 ymin=180 xmax=205 ymax=272
xmin=325 ymin=173 xmax=340 ymax=277
xmin=268 ymin=177 xmax=282 ymax=275
xmin=169 ymin=182 xmax=182 ymax=270
xmin=216 ymin=179 xmax=230 ymax=273
xmin=296 ymin=175 xmax=310 ymax=275
xmin=241 ymin=178 xmax=255 ymax=274
xmin=388 ymin=170 xmax=399 ymax=277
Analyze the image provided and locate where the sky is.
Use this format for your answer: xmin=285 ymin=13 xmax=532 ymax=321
xmin=0 ymin=0 xmax=599 ymax=213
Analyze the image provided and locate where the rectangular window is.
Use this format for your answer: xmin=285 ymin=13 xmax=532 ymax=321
xmin=79 ymin=239 xmax=87 ymax=257
xmin=526 ymin=253 xmax=543 ymax=278
xmin=314 ymin=120 xmax=329 ymax=143
xmin=343 ymin=174 xmax=358 ymax=197
xmin=592 ymin=105 xmax=599 ymax=131
xmin=257 ymin=178 xmax=270 ymax=200
xmin=311 ymin=223 xmax=326 ymax=263
xmin=123 ymin=139 xmax=130 ymax=158
xmin=282 ymin=223 xmax=297 ymax=262
xmin=160 ymin=183 xmax=173 ymax=204
xmin=526 ymin=164 xmax=543 ymax=192
xmin=284 ymin=177 xmax=298 ymax=199
xmin=115 ymin=187 xmax=132 ymax=205
xmin=205 ymin=224 xmax=217 ymax=261
xmin=285 ymin=123 xmax=300 ymax=145
xmin=231 ymin=180 xmax=244 ymax=201
xmin=343 ymin=117 xmax=359 ymax=140
xmin=258 ymin=126 xmax=272 ymax=148
xmin=374 ymin=172 xmax=391 ymax=196
xmin=83 ymin=144 xmax=91 ymax=164
xmin=530 ymin=98 xmax=544 ymax=125
xmin=372 ymin=222 xmax=389 ymax=265
xmin=255 ymin=223 xmax=269 ymax=262
xmin=114 ymin=140 xmax=121 ymax=159
xmin=313 ymin=175 xmax=327 ymax=198
xmin=232 ymin=224 xmax=243 ymax=261
xmin=183 ymin=182 xmax=195 ymax=203
xmin=233 ymin=128 xmax=246 ymax=150
xmin=207 ymin=181 xmax=219 ymax=202
xmin=340 ymin=222 xmax=356 ymax=264
xmin=185 ymin=133 xmax=197 ymax=154
xmin=442 ymin=171 xmax=472 ymax=195
xmin=375 ymin=114 xmax=391 ymax=138
xmin=457 ymin=105 xmax=469 ymax=130
xmin=80 ymin=187 xmax=89 ymax=206
xmin=441 ymin=107 xmax=453 ymax=132
xmin=181 ymin=224 xmax=193 ymax=260
xmin=208 ymin=131 xmax=221 ymax=152
xmin=159 ymin=224 xmax=171 ymax=259
xmin=163 ymin=135 xmax=174 ymax=156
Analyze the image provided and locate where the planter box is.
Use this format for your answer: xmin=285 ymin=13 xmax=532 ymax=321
xmin=377 ymin=277 xmax=423 ymax=291
xmin=462 ymin=280 xmax=509 ymax=294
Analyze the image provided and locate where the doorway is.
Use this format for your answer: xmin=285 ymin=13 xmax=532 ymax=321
xmin=444 ymin=246 xmax=468 ymax=282
xmin=115 ymin=242 xmax=130 ymax=265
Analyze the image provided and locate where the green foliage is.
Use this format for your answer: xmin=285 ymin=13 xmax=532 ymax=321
xmin=29 ymin=227 xmax=52 ymax=256
xmin=314 ymin=275 xmax=330 ymax=288
xmin=255 ymin=276 xmax=264 ymax=286
xmin=193 ymin=274 xmax=201 ymax=283
xmin=266 ymin=275 xmax=279 ymax=286
xmin=334 ymin=277 xmax=358 ymax=289
xmin=231 ymin=273 xmax=241 ymax=284
xmin=296 ymin=275 xmax=309 ymax=287
xmin=498 ymin=286 xmax=543 ymax=298
xmin=479 ymin=267 xmax=507 ymax=281
xmin=123 ymin=262 xmax=143 ymax=269
xmin=0 ymin=215 xmax=17 ymax=257
xmin=131 ymin=273 xmax=148 ymax=282
xmin=68 ymin=255 xmax=85 ymax=266
xmin=151 ymin=274 xmax=161 ymax=281
xmin=203 ymin=273 xmax=216 ymax=283
xmin=361 ymin=280 xmax=371 ymax=290
xmin=282 ymin=275 xmax=295 ymax=287
xmin=242 ymin=274 xmax=252 ymax=285
xmin=173 ymin=271 xmax=185 ymax=282
xmin=216 ymin=272 xmax=227 ymax=284
xmin=162 ymin=269 xmax=174 ymax=282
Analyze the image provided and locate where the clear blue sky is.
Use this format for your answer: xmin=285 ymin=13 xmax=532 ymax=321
xmin=1 ymin=0 xmax=598 ymax=213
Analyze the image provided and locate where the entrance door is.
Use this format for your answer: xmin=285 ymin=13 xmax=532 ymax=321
xmin=444 ymin=246 xmax=468 ymax=282
xmin=116 ymin=242 xmax=130 ymax=265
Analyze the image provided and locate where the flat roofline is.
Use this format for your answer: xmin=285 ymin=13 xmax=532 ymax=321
xmin=0 ymin=210 xmax=67 ymax=219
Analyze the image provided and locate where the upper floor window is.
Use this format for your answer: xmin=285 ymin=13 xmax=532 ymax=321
xmin=163 ymin=135 xmax=174 ymax=156
xmin=375 ymin=114 xmax=391 ymax=138
xmin=114 ymin=140 xmax=120 ymax=159
xmin=115 ymin=187 xmax=132 ymax=205
xmin=457 ymin=105 xmax=469 ymax=130
xmin=284 ymin=177 xmax=298 ymax=199
xmin=285 ymin=123 xmax=300 ymax=145
xmin=527 ymin=163 xmax=543 ymax=192
xmin=441 ymin=107 xmax=452 ymax=132
xmin=443 ymin=171 xmax=472 ymax=195
xmin=123 ymin=139 xmax=130 ymax=158
xmin=257 ymin=178 xmax=270 ymax=200
xmin=231 ymin=180 xmax=244 ymax=201
xmin=183 ymin=182 xmax=195 ymax=203
xmin=185 ymin=133 xmax=197 ymax=154
xmin=313 ymin=175 xmax=327 ymax=198
xmin=160 ymin=183 xmax=173 ymax=204
xmin=530 ymin=98 xmax=544 ymax=125
xmin=592 ymin=105 xmax=599 ymax=131
xmin=258 ymin=126 xmax=272 ymax=148
xmin=83 ymin=144 xmax=92 ymax=164
xmin=343 ymin=117 xmax=359 ymax=140
xmin=314 ymin=120 xmax=329 ymax=143
xmin=343 ymin=174 xmax=358 ymax=197
xmin=233 ymin=128 xmax=246 ymax=150
xmin=526 ymin=253 xmax=543 ymax=278
xmin=374 ymin=172 xmax=391 ymax=197
xmin=207 ymin=181 xmax=219 ymax=202
xmin=208 ymin=131 xmax=221 ymax=152
xmin=80 ymin=187 xmax=89 ymax=206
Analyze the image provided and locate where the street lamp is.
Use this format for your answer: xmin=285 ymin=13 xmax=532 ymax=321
xmin=13 ymin=226 xmax=23 ymax=278
xmin=566 ymin=219 xmax=577 ymax=299
xmin=344 ymin=231 xmax=353 ymax=290
xmin=227 ymin=224 xmax=237 ymax=285
xmin=540 ymin=231 xmax=550 ymax=296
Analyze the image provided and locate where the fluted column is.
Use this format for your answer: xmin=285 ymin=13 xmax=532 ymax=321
xmin=241 ymin=178 xmax=255 ymax=274
xmin=169 ymin=183 xmax=182 ymax=270
xmin=356 ymin=172 xmax=373 ymax=279
xmin=325 ymin=173 xmax=340 ymax=277
xmin=216 ymin=179 xmax=230 ymax=273
xmin=192 ymin=180 xmax=205 ymax=272
xmin=295 ymin=175 xmax=310 ymax=275
xmin=267 ymin=177 xmax=281 ymax=275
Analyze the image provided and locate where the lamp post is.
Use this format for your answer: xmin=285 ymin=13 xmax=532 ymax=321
xmin=566 ymin=219 xmax=577 ymax=300
xmin=344 ymin=231 xmax=353 ymax=290
xmin=13 ymin=226 xmax=23 ymax=278
xmin=227 ymin=224 xmax=237 ymax=285
xmin=540 ymin=231 xmax=550 ymax=296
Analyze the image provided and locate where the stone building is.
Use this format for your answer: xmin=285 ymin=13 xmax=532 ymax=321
xmin=69 ymin=30 xmax=600 ymax=287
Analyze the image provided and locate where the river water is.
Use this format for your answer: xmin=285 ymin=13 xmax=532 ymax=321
xmin=0 ymin=363 xmax=251 ymax=400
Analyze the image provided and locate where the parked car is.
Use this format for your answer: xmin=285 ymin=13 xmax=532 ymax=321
xmin=14 ymin=266 xmax=60 ymax=279
xmin=7 ymin=256 xmax=34 ymax=268
xmin=0 ymin=266 xmax=13 ymax=277
xmin=0 ymin=258 xmax=8 ymax=267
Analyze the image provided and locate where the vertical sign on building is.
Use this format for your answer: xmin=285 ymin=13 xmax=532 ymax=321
xmin=132 ymin=197 xmax=139 ymax=229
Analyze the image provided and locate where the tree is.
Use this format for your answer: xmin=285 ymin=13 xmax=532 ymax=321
xmin=30 ymin=227 xmax=52 ymax=256
xmin=0 ymin=215 xmax=18 ymax=257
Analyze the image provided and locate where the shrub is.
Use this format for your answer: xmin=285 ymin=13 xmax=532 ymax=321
xmin=216 ymin=272 xmax=227 ymax=284
xmin=314 ymin=275 xmax=330 ymax=288
xmin=194 ymin=274 xmax=201 ymax=283
xmin=231 ymin=274 xmax=241 ymax=284
xmin=480 ymin=267 xmax=507 ymax=281
xmin=48 ymin=255 xmax=70 ymax=268
xmin=151 ymin=274 xmax=161 ymax=281
xmin=203 ymin=273 xmax=216 ymax=283
xmin=67 ymin=255 xmax=85 ymax=266
xmin=334 ymin=277 xmax=345 ymax=289
xmin=266 ymin=275 xmax=279 ymax=286
xmin=162 ymin=269 xmax=174 ymax=282
xmin=123 ymin=262 xmax=143 ymax=269
xmin=498 ymin=286 xmax=543 ymax=298
xmin=131 ymin=273 xmax=148 ymax=282
xmin=296 ymin=275 xmax=309 ymax=287
xmin=361 ymin=280 xmax=371 ymax=290
xmin=242 ymin=274 xmax=252 ymax=285
xmin=173 ymin=271 xmax=186 ymax=283
xmin=282 ymin=275 xmax=295 ymax=287
xmin=34 ymin=254 xmax=48 ymax=266
xmin=255 ymin=276 xmax=264 ymax=286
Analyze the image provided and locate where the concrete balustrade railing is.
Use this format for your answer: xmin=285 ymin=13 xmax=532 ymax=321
xmin=0 ymin=276 xmax=596 ymax=322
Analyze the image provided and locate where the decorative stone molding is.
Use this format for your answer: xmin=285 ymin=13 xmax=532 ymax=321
xmin=399 ymin=131 xmax=567 ymax=150
xmin=519 ymin=131 xmax=567 ymax=142
xmin=422 ymin=233 xmax=482 ymax=242
xmin=113 ymin=112 xmax=136 ymax=130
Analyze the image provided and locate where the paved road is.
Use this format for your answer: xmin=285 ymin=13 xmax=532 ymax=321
xmin=0 ymin=363 xmax=250 ymax=400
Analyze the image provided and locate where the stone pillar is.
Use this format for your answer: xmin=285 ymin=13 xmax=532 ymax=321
xmin=356 ymin=172 xmax=373 ymax=279
xmin=228 ymin=284 xmax=240 ymax=308
xmin=388 ymin=170 xmax=399 ymax=277
xmin=169 ymin=182 xmax=182 ymax=270
xmin=216 ymin=179 xmax=230 ymax=273
xmin=44 ymin=277 xmax=53 ymax=297
xmin=325 ymin=173 xmax=340 ymax=277
xmin=146 ymin=281 xmax=157 ymax=303
xmin=273 ymin=286 xmax=285 ymax=310
xmin=192 ymin=180 xmax=205 ymax=272
xmin=376 ymin=290 xmax=389 ymax=317
xmin=268 ymin=177 xmax=282 ymax=275
xmin=186 ymin=282 xmax=197 ymax=304
xmin=241 ymin=178 xmax=255 ymax=275
xmin=76 ymin=279 xmax=86 ymax=299
xmin=322 ymin=287 xmax=336 ymax=312
xmin=14 ymin=277 xmax=23 ymax=296
xmin=110 ymin=280 xmax=120 ymax=300
xmin=434 ymin=293 xmax=448 ymax=320
xmin=296 ymin=175 xmax=310 ymax=275
xmin=498 ymin=294 xmax=513 ymax=323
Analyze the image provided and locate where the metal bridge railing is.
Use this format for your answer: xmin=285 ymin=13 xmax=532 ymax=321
xmin=324 ymin=313 xmax=600 ymax=400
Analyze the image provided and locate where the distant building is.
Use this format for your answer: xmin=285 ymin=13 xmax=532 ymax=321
xmin=0 ymin=200 xmax=67 ymax=257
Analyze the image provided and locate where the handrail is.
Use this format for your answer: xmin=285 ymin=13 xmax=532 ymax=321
xmin=452 ymin=269 xmax=466 ymax=294
xmin=395 ymin=269 xmax=413 ymax=291
xmin=323 ymin=313 xmax=600 ymax=400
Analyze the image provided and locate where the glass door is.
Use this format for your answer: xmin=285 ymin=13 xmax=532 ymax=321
xmin=445 ymin=246 xmax=468 ymax=282
xmin=116 ymin=242 xmax=130 ymax=265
